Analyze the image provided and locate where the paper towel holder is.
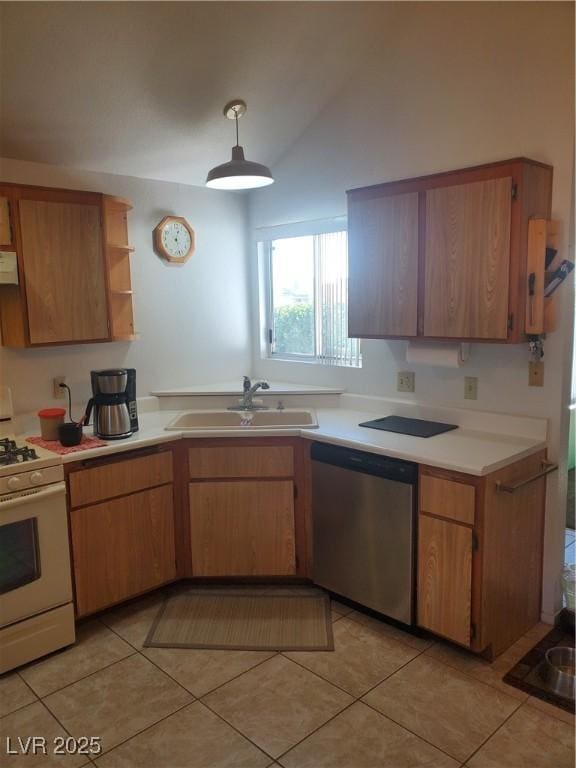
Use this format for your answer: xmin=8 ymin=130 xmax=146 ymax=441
xmin=406 ymin=341 xmax=470 ymax=367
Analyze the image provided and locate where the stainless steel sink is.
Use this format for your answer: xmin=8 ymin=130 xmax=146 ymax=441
xmin=165 ymin=409 xmax=318 ymax=430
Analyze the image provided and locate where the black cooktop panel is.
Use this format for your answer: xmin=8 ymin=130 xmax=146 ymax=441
xmin=358 ymin=415 xmax=458 ymax=438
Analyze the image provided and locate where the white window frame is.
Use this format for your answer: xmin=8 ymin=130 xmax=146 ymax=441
xmin=256 ymin=217 xmax=361 ymax=368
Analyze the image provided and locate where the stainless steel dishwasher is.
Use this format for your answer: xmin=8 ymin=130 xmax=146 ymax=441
xmin=311 ymin=442 xmax=417 ymax=625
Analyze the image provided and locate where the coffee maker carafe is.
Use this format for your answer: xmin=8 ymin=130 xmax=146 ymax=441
xmin=84 ymin=369 xmax=139 ymax=440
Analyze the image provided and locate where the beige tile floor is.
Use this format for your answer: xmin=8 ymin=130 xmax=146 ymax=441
xmin=0 ymin=589 xmax=573 ymax=768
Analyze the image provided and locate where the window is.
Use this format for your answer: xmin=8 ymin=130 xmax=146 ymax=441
xmin=259 ymin=226 xmax=361 ymax=367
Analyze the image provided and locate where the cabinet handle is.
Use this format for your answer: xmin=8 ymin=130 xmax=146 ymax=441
xmin=495 ymin=461 xmax=558 ymax=493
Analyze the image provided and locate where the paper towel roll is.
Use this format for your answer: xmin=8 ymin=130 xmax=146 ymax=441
xmin=406 ymin=342 xmax=469 ymax=368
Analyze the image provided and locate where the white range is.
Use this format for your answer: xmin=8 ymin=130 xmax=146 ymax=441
xmin=0 ymin=436 xmax=75 ymax=673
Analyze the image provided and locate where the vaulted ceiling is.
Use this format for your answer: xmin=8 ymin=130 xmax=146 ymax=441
xmin=0 ymin=2 xmax=392 ymax=186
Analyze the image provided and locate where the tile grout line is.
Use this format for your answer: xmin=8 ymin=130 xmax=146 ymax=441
xmin=272 ymin=645 xmax=465 ymax=766
xmin=418 ymin=646 xmax=536 ymax=703
xmin=36 ymin=698 xmax=81 ymax=747
xmin=11 ymin=599 xmax=551 ymax=765
xmin=276 ymin=635 xmax=424 ymax=702
xmin=457 ymin=695 xmax=526 ymax=765
xmin=523 ymin=696 xmax=576 ymax=724
xmin=1 ymin=672 xmax=39 ymax=719
xmin=34 ymin=623 xmax=195 ymax=759
xmin=196 ymin=631 xmax=408 ymax=765
xmin=25 ymin=647 xmax=140 ymax=701
xmin=348 ymin=647 xmax=526 ymax=765
xmin=193 ymin=618 xmax=458 ymax=765
xmin=345 ymin=610 xmax=435 ymax=654
xmin=273 ymin=698 xmax=359 ymax=767
xmin=90 ymin=699 xmax=197 ymax=761
xmin=101 ymin=620 xmax=279 ymax=762
xmin=9 ymin=617 xmax=138 ymax=701
xmin=199 ymin=695 xmax=281 ymax=763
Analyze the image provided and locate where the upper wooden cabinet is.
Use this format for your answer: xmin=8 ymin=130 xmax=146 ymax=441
xmin=0 ymin=183 xmax=136 ymax=347
xmin=348 ymin=191 xmax=419 ymax=337
xmin=347 ymin=158 xmax=552 ymax=343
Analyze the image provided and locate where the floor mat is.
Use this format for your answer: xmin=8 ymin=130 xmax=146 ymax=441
xmin=503 ymin=627 xmax=575 ymax=714
xmin=144 ymin=587 xmax=334 ymax=651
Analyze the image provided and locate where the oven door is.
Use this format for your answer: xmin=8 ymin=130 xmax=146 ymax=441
xmin=0 ymin=482 xmax=72 ymax=627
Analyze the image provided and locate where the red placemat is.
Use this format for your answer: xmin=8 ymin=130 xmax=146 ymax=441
xmin=27 ymin=435 xmax=107 ymax=455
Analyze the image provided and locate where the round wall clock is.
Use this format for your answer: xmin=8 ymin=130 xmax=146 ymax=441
xmin=153 ymin=216 xmax=195 ymax=263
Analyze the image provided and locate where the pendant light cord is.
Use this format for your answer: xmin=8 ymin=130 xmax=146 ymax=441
xmin=234 ymin=108 xmax=240 ymax=147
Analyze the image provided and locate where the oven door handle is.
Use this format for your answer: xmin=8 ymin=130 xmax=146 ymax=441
xmin=0 ymin=482 xmax=66 ymax=511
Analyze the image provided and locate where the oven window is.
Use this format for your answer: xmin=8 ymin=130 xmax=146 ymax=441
xmin=0 ymin=518 xmax=41 ymax=594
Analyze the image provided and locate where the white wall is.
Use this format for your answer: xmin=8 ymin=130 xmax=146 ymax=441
xmin=0 ymin=158 xmax=251 ymax=414
xmin=249 ymin=1 xmax=575 ymax=620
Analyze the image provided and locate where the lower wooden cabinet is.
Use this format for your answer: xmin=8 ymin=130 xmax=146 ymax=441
xmin=186 ymin=438 xmax=305 ymax=579
xmin=189 ymin=480 xmax=296 ymax=576
xmin=417 ymin=451 xmax=547 ymax=657
xmin=417 ymin=515 xmax=473 ymax=646
xmin=70 ymin=485 xmax=176 ymax=617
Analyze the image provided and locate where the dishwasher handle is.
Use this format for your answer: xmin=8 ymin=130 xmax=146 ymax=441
xmin=311 ymin=442 xmax=417 ymax=484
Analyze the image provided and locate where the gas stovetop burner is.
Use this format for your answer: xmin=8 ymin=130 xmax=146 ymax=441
xmin=0 ymin=438 xmax=39 ymax=466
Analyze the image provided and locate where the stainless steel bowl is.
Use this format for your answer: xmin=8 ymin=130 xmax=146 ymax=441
xmin=539 ymin=646 xmax=575 ymax=700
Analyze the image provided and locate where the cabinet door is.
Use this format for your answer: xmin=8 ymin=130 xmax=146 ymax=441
xmin=71 ymin=485 xmax=176 ymax=617
xmin=423 ymin=177 xmax=512 ymax=339
xmin=348 ymin=192 xmax=419 ymax=337
xmin=19 ymin=199 xmax=109 ymax=344
xmin=189 ymin=480 xmax=296 ymax=576
xmin=417 ymin=515 xmax=472 ymax=646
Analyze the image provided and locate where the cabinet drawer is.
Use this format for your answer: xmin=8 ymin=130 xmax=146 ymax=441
xmin=420 ymin=474 xmax=475 ymax=525
xmin=69 ymin=451 xmax=173 ymax=507
xmin=188 ymin=446 xmax=294 ymax=479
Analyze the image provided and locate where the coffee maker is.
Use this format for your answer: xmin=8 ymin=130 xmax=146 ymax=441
xmin=84 ymin=369 xmax=139 ymax=440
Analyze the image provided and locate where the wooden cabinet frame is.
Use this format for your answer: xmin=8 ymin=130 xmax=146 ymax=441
xmin=63 ymin=435 xmax=546 ymax=661
xmin=0 ymin=182 xmax=136 ymax=347
xmin=65 ymin=445 xmax=178 ymax=617
xmin=182 ymin=437 xmax=312 ymax=580
xmin=347 ymin=157 xmax=553 ymax=343
xmin=418 ymin=451 xmax=547 ymax=658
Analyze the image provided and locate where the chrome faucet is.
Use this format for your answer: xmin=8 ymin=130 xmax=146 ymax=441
xmin=227 ymin=376 xmax=271 ymax=411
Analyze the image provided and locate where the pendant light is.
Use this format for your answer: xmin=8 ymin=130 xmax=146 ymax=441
xmin=206 ymin=100 xmax=274 ymax=190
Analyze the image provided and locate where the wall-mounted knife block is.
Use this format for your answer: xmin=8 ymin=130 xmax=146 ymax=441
xmin=525 ymin=219 xmax=559 ymax=336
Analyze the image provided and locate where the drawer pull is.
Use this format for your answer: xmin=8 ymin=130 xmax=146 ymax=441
xmin=495 ymin=461 xmax=558 ymax=493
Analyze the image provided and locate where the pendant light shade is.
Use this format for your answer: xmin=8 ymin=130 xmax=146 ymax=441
xmin=206 ymin=100 xmax=274 ymax=191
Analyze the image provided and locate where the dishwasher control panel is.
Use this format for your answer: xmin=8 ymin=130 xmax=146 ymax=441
xmin=310 ymin=442 xmax=418 ymax=484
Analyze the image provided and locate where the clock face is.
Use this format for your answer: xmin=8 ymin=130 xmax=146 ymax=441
xmin=161 ymin=220 xmax=192 ymax=258
xmin=154 ymin=216 xmax=195 ymax=263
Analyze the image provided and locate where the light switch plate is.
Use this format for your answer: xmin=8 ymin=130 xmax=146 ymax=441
xmin=397 ymin=371 xmax=415 ymax=393
xmin=464 ymin=376 xmax=478 ymax=400
xmin=529 ymin=361 xmax=544 ymax=387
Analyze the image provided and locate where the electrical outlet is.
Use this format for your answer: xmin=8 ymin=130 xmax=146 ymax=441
xmin=53 ymin=376 xmax=67 ymax=399
xmin=529 ymin=361 xmax=544 ymax=387
xmin=397 ymin=371 xmax=415 ymax=393
xmin=464 ymin=376 xmax=478 ymax=400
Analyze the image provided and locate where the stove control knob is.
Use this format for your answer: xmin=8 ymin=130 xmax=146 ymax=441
xmin=30 ymin=471 xmax=44 ymax=485
xmin=7 ymin=477 xmax=22 ymax=491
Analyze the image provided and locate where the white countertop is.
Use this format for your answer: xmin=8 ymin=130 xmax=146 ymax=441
xmin=52 ymin=407 xmax=546 ymax=476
